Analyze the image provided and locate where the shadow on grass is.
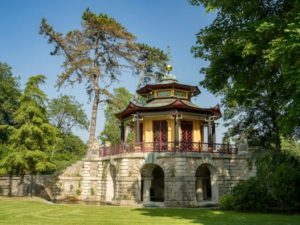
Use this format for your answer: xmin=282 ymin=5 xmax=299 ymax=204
xmin=132 ymin=207 xmax=300 ymax=225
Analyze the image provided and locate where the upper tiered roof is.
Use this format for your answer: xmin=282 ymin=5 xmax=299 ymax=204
xmin=136 ymin=74 xmax=200 ymax=99
xmin=116 ymin=69 xmax=221 ymax=120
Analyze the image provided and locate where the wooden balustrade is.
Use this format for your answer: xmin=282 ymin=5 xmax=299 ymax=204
xmin=100 ymin=142 xmax=237 ymax=157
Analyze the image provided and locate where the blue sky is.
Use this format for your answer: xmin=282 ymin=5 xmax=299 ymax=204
xmin=0 ymin=0 xmax=226 ymax=142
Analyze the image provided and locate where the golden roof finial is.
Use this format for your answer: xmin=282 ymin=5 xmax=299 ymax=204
xmin=166 ymin=64 xmax=172 ymax=73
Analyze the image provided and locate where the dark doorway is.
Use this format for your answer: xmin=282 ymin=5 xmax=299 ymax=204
xmin=153 ymin=120 xmax=168 ymax=151
xmin=150 ymin=166 xmax=164 ymax=202
xmin=196 ymin=165 xmax=212 ymax=201
xmin=181 ymin=121 xmax=193 ymax=150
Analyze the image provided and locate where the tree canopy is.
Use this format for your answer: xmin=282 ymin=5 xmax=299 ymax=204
xmin=99 ymin=87 xmax=132 ymax=145
xmin=190 ymin=0 xmax=300 ymax=150
xmin=0 ymin=62 xmax=21 ymax=143
xmin=0 ymin=75 xmax=57 ymax=175
xmin=40 ymin=9 xmax=168 ymax=153
xmin=48 ymin=95 xmax=89 ymax=134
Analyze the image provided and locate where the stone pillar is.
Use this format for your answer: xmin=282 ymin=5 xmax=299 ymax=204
xmin=142 ymin=177 xmax=151 ymax=202
xmin=96 ymin=162 xmax=103 ymax=201
xmin=81 ymin=161 xmax=91 ymax=199
xmin=196 ymin=178 xmax=203 ymax=201
xmin=211 ymin=178 xmax=218 ymax=202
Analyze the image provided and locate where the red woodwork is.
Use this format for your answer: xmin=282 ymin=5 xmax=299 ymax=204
xmin=181 ymin=121 xmax=193 ymax=150
xmin=153 ymin=120 xmax=168 ymax=151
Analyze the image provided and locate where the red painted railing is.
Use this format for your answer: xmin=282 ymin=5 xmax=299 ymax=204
xmin=100 ymin=142 xmax=237 ymax=157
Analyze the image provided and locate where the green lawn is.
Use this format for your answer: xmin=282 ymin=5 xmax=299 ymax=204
xmin=0 ymin=197 xmax=299 ymax=225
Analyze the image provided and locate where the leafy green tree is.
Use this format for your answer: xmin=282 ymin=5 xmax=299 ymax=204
xmin=190 ymin=0 xmax=300 ymax=151
xmin=48 ymin=95 xmax=89 ymax=134
xmin=52 ymin=133 xmax=87 ymax=172
xmin=100 ymin=87 xmax=132 ymax=145
xmin=0 ymin=62 xmax=21 ymax=143
xmin=40 ymin=9 xmax=168 ymax=152
xmin=0 ymin=75 xmax=58 ymax=176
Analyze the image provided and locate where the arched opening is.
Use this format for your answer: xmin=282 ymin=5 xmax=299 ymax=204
xmin=195 ymin=164 xmax=212 ymax=201
xmin=105 ymin=165 xmax=116 ymax=202
xmin=141 ymin=164 xmax=164 ymax=202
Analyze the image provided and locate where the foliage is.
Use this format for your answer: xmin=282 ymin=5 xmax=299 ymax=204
xmin=219 ymin=194 xmax=234 ymax=210
xmin=48 ymin=95 xmax=89 ymax=134
xmin=0 ymin=75 xmax=58 ymax=175
xmin=99 ymin=87 xmax=132 ymax=145
xmin=255 ymin=148 xmax=300 ymax=211
xmin=40 ymin=9 xmax=168 ymax=150
xmin=51 ymin=133 xmax=87 ymax=172
xmin=190 ymin=0 xmax=300 ymax=151
xmin=0 ymin=144 xmax=10 ymax=174
xmin=0 ymin=62 xmax=21 ymax=143
xmin=223 ymin=143 xmax=300 ymax=212
xmin=134 ymin=43 xmax=169 ymax=100
xmin=231 ymin=177 xmax=273 ymax=211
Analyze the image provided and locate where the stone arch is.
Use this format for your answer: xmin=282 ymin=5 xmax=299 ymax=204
xmin=194 ymin=163 xmax=218 ymax=202
xmin=105 ymin=165 xmax=116 ymax=202
xmin=140 ymin=163 xmax=165 ymax=202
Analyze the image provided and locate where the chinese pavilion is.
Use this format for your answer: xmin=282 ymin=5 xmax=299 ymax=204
xmin=56 ymin=67 xmax=255 ymax=207
xmin=114 ymin=73 xmax=223 ymax=154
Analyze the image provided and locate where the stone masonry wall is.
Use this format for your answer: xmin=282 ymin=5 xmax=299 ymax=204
xmin=0 ymin=152 xmax=255 ymax=207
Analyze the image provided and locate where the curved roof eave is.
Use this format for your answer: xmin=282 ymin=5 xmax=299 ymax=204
xmin=115 ymin=99 xmax=222 ymax=120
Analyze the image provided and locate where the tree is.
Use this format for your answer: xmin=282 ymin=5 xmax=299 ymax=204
xmin=0 ymin=75 xmax=57 ymax=177
xmin=48 ymin=95 xmax=89 ymax=134
xmin=134 ymin=43 xmax=169 ymax=101
xmin=0 ymin=62 xmax=21 ymax=143
xmin=190 ymin=0 xmax=300 ymax=151
xmin=52 ymin=133 xmax=87 ymax=172
xmin=99 ymin=87 xmax=132 ymax=145
xmin=40 ymin=9 xmax=168 ymax=153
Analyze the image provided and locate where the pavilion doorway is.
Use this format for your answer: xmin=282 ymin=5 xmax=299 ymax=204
xmin=153 ymin=120 xmax=168 ymax=151
xmin=181 ymin=121 xmax=193 ymax=150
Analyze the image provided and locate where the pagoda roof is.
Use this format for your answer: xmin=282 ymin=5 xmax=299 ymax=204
xmin=115 ymin=98 xmax=221 ymax=120
xmin=136 ymin=82 xmax=201 ymax=96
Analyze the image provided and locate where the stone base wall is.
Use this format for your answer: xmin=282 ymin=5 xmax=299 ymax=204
xmin=0 ymin=175 xmax=58 ymax=200
xmin=0 ymin=152 xmax=256 ymax=207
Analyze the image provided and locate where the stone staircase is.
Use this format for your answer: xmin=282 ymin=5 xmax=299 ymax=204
xmin=60 ymin=160 xmax=84 ymax=177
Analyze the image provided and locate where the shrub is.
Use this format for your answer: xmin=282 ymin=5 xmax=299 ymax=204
xmin=90 ymin=188 xmax=95 ymax=196
xmin=256 ymin=149 xmax=300 ymax=211
xmin=219 ymin=194 xmax=235 ymax=210
xmin=231 ymin=177 xmax=273 ymax=211
xmin=76 ymin=189 xmax=81 ymax=196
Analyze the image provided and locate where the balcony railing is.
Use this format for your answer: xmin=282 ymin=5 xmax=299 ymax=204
xmin=99 ymin=142 xmax=237 ymax=157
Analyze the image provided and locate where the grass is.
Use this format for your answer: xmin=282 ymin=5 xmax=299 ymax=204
xmin=0 ymin=197 xmax=299 ymax=225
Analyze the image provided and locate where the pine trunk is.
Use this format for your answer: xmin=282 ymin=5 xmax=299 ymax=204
xmin=88 ymin=90 xmax=100 ymax=152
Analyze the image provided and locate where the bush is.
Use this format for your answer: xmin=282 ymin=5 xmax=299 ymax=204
xmin=255 ymin=149 xmax=300 ymax=211
xmin=219 ymin=194 xmax=235 ymax=210
xmin=232 ymin=177 xmax=273 ymax=211
xmin=225 ymin=144 xmax=300 ymax=212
